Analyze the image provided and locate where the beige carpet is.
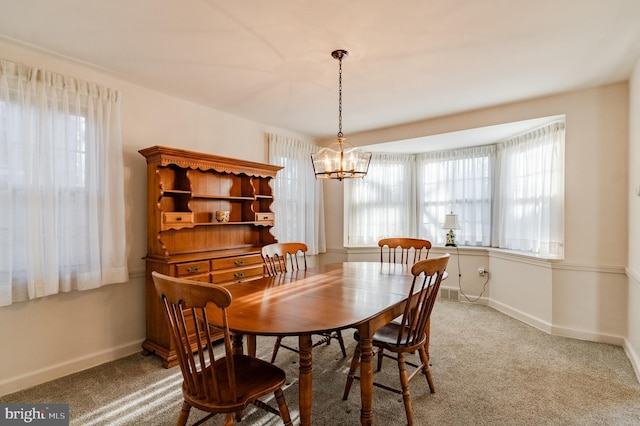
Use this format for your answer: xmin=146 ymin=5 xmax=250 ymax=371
xmin=3 ymin=299 xmax=640 ymax=425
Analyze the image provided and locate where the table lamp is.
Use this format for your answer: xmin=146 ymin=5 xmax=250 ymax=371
xmin=442 ymin=212 xmax=460 ymax=247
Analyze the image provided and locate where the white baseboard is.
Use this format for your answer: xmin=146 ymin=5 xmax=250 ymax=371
xmin=488 ymin=298 xmax=628 ymax=347
xmin=488 ymin=299 xmax=553 ymax=334
xmin=0 ymin=340 xmax=144 ymax=397
xmin=549 ymin=324 xmax=626 ymax=346
xmin=623 ymin=338 xmax=640 ymax=383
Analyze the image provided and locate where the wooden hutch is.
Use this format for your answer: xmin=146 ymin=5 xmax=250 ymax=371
xmin=139 ymin=145 xmax=282 ymax=367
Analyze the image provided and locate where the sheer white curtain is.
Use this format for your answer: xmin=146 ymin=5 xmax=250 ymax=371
xmin=417 ymin=146 xmax=495 ymax=246
xmin=0 ymin=59 xmax=129 ymax=306
xmin=345 ymin=153 xmax=415 ymax=246
xmin=492 ymin=121 xmax=565 ymax=256
xmin=268 ymin=134 xmax=325 ymax=254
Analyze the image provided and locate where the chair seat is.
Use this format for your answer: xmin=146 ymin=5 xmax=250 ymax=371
xmin=185 ymin=354 xmax=288 ymax=413
xmin=353 ymin=325 xmax=427 ymax=353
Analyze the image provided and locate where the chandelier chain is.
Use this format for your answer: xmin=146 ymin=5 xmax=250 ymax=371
xmin=337 ymin=54 xmax=343 ymax=138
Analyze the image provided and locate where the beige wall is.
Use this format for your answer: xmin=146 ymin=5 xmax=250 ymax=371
xmin=627 ymin=57 xmax=640 ymax=378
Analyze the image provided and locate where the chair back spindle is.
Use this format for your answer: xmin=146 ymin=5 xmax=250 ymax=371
xmin=396 ymin=254 xmax=449 ymax=349
xmin=378 ymin=238 xmax=432 ymax=264
xmin=262 ymin=242 xmax=308 ymax=276
xmin=155 ymin=274 xmax=235 ymax=404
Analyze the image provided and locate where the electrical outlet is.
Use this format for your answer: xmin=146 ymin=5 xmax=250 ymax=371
xmin=478 ymin=267 xmax=486 ymax=276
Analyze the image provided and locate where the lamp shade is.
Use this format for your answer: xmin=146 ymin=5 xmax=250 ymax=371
xmin=442 ymin=212 xmax=460 ymax=230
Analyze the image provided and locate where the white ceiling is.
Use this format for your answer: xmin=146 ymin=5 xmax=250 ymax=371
xmin=0 ymin=0 xmax=639 ymax=145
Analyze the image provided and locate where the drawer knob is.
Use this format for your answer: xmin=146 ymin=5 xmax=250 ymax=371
xmin=234 ymin=272 xmax=245 ymax=279
xmin=176 ymin=217 xmax=182 ymax=221
xmin=186 ymin=267 xmax=199 ymax=273
xmin=234 ymin=260 xmax=245 ymax=266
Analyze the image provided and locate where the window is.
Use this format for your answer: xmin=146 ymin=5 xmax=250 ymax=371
xmin=345 ymin=153 xmax=415 ymax=246
xmin=268 ymin=134 xmax=325 ymax=254
xmin=0 ymin=59 xmax=128 ymax=306
xmin=492 ymin=122 xmax=565 ymax=255
xmin=345 ymin=120 xmax=565 ymax=257
xmin=417 ymin=146 xmax=494 ymax=247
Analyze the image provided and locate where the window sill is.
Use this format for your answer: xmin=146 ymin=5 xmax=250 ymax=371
xmin=344 ymin=244 xmax=563 ymax=262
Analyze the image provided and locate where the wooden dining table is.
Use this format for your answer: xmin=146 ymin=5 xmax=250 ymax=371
xmin=207 ymin=261 xmax=424 ymax=425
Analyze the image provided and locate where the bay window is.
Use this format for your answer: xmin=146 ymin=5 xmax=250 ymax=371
xmin=345 ymin=120 xmax=565 ymax=257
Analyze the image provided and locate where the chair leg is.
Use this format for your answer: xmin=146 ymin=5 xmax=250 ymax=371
xmin=396 ymin=353 xmax=415 ymax=426
xmin=274 ymin=388 xmax=293 ymax=426
xmin=342 ymin=344 xmax=361 ymax=400
xmin=336 ymin=331 xmax=347 ymax=358
xmin=418 ymin=345 xmax=435 ymax=393
xmin=376 ymin=348 xmax=384 ymax=371
xmin=177 ymin=401 xmax=191 ymax=426
xmin=271 ymin=336 xmax=283 ymax=363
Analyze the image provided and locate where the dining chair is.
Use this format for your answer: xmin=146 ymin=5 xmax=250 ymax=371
xmin=379 ymin=237 xmax=434 ymax=363
xmin=342 ymin=254 xmax=450 ymax=426
xmin=379 ymin=237 xmax=432 ymax=264
xmin=261 ymin=242 xmax=347 ymax=363
xmin=152 ymin=271 xmax=293 ymax=426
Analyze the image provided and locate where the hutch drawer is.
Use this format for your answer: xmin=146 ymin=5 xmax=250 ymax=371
xmin=255 ymin=212 xmax=275 ymax=223
xmin=162 ymin=212 xmax=194 ymax=230
xmin=175 ymin=260 xmax=210 ymax=277
xmin=212 ymin=254 xmax=263 ymax=270
xmin=212 ymin=264 xmax=265 ymax=284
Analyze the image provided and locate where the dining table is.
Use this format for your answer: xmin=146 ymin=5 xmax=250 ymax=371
xmin=207 ymin=261 xmax=428 ymax=426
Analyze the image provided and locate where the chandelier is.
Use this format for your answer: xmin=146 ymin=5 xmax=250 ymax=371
xmin=311 ymin=50 xmax=371 ymax=180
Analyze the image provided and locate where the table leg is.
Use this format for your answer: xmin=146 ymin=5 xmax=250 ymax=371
xmin=358 ymin=328 xmax=374 ymax=425
xmin=247 ymin=335 xmax=257 ymax=357
xmin=230 ymin=334 xmax=256 ymax=357
xmin=298 ymin=334 xmax=313 ymax=426
xmin=231 ymin=334 xmax=244 ymax=355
